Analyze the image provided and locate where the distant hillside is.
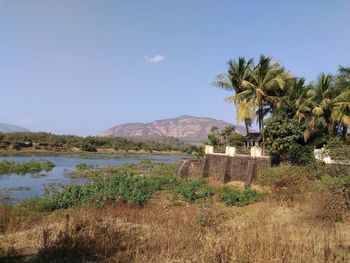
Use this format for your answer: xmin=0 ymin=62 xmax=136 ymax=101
xmin=0 ymin=123 xmax=30 ymax=133
xmin=102 ymin=115 xmax=253 ymax=144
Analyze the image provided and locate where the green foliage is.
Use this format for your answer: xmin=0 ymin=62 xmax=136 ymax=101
xmin=39 ymin=172 xmax=183 ymax=210
xmin=175 ymin=179 xmax=214 ymax=203
xmin=214 ymin=56 xmax=350 ymax=159
xmin=0 ymin=160 xmax=55 ymax=175
xmin=289 ymin=144 xmax=315 ymax=165
xmin=0 ymin=132 xmax=4 ymax=141
xmin=221 ymin=185 xmax=260 ymax=206
xmin=1 ymin=132 xmax=194 ymax=153
xmin=185 ymin=145 xmax=205 ymax=158
xmin=8 ymin=162 xmax=265 ymax=214
xmin=324 ymin=137 xmax=350 ymax=162
xmin=265 ymin=111 xmax=310 ymax=164
xmin=207 ymin=126 xmax=221 ymax=146
xmin=79 ymin=143 xmax=97 ymax=152
xmin=207 ymin=125 xmax=245 ymax=146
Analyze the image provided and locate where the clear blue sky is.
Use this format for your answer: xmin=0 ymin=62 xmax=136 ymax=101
xmin=1 ymin=0 xmax=349 ymax=135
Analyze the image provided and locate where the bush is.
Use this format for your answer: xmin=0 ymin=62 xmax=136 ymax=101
xmin=289 ymin=144 xmax=315 ymax=165
xmin=324 ymin=137 xmax=350 ymax=163
xmin=258 ymin=165 xmax=314 ymax=202
xmin=221 ymin=185 xmax=260 ymax=206
xmin=79 ymin=143 xmax=97 ymax=152
xmin=175 ymin=179 xmax=214 ymax=203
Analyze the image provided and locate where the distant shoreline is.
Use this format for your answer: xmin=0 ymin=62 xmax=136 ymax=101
xmin=0 ymin=148 xmax=187 ymax=156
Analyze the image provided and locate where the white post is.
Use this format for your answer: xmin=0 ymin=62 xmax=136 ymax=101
xmin=205 ymin=145 xmax=213 ymax=155
xmin=251 ymin=146 xmax=262 ymax=157
xmin=226 ymin=146 xmax=236 ymax=156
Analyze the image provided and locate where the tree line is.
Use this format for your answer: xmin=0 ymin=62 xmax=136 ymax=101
xmin=0 ymin=132 xmax=201 ymax=154
xmin=213 ymin=55 xmax=349 ymax=163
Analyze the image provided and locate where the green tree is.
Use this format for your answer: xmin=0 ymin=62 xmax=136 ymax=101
xmin=220 ymin=125 xmax=245 ymax=146
xmin=333 ymin=66 xmax=350 ymax=137
xmin=212 ymin=57 xmax=254 ymax=134
xmin=207 ymin=126 xmax=221 ymax=146
xmin=264 ymin=110 xmax=306 ymax=163
xmin=206 ymin=125 xmax=245 ymax=147
xmin=295 ymin=72 xmax=350 ymax=141
xmin=214 ymin=55 xmax=291 ymax=145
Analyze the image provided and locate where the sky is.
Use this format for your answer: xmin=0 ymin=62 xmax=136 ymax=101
xmin=1 ymin=0 xmax=350 ymax=136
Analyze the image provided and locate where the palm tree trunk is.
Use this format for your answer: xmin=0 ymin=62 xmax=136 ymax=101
xmin=244 ymin=119 xmax=249 ymax=135
xmin=258 ymin=104 xmax=263 ymax=132
xmin=343 ymin=124 xmax=348 ymax=138
xmin=259 ymin=102 xmax=265 ymax=151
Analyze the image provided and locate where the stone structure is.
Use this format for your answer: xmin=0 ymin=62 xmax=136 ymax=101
xmin=177 ymin=145 xmax=271 ymax=184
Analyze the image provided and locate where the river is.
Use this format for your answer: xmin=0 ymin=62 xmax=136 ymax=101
xmin=0 ymin=153 xmax=188 ymax=203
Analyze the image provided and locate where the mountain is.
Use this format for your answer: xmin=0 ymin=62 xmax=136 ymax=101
xmin=101 ymin=115 xmax=252 ymax=144
xmin=0 ymin=123 xmax=30 ymax=133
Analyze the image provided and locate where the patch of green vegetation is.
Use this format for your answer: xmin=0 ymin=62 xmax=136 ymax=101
xmin=0 ymin=160 xmax=55 ymax=175
xmin=175 ymin=179 xmax=214 ymax=203
xmin=8 ymin=162 xmax=263 ymax=214
xmin=220 ymin=185 xmax=260 ymax=206
xmin=39 ymin=172 xmax=181 ymax=210
xmin=76 ymin=163 xmax=96 ymax=171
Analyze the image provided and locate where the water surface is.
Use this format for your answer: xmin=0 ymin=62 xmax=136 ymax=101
xmin=0 ymin=153 xmax=187 ymax=203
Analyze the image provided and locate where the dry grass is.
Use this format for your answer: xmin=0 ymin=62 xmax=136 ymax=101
xmin=1 ymin=195 xmax=350 ymax=263
xmin=1 ymin=162 xmax=350 ymax=262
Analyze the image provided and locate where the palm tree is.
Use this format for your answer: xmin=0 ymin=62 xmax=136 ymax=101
xmin=228 ymin=55 xmax=290 ymax=134
xmin=296 ymin=73 xmax=336 ymax=140
xmin=333 ymin=66 xmax=350 ymax=137
xmin=282 ymin=78 xmax=310 ymax=115
xmin=211 ymin=57 xmax=254 ymax=134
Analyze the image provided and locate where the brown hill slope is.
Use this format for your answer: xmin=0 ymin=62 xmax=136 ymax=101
xmin=101 ymin=115 xmax=251 ymax=144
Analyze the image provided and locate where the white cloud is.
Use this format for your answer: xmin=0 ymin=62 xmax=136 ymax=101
xmin=15 ymin=118 xmax=34 ymax=127
xmin=145 ymin=54 xmax=164 ymax=63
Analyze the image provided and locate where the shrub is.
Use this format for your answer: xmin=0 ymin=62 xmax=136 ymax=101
xmin=324 ymin=137 xmax=350 ymax=163
xmin=289 ymin=144 xmax=315 ymax=165
xmin=79 ymin=143 xmax=97 ymax=152
xmin=221 ymin=185 xmax=260 ymax=206
xmin=176 ymin=179 xmax=214 ymax=203
xmin=258 ymin=165 xmax=314 ymax=202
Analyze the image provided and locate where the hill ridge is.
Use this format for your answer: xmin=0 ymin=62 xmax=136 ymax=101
xmin=102 ymin=115 xmax=252 ymax=144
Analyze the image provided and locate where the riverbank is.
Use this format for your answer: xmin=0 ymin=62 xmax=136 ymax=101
xmin=0 ymin=148 xmax=188 ymax=156
xmin=1 ymin=162 xmax=350 ymax=262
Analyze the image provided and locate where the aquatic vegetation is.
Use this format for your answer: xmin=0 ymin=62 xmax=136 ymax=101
xmin=0 ymin=160 xmax=55 ymax=175
xmin=76 ymin=163 xmax=96 ymax=171
xmin=28 ymin=163 xmax=260 ymax=211
xmin=40 ymin=172 xmax=182 ymax=210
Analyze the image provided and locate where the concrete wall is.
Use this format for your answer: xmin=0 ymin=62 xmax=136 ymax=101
xmin=176 ymin=154 xmax=271 ymax=183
